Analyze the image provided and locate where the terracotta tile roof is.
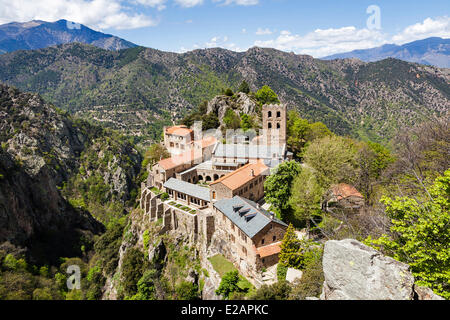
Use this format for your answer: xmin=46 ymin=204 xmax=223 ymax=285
xmin=331 ymin=183 xmax=363 ymax=200
xmin=165 ymin=125 xmax=193 ymax=137
xmin=211 ymin=160 xmax=269 ymax=191
xmin=190 ymin=136 xmax=218 ymax=148
xmin=256 ymin=242 xmax=282 ymax=258
xmin=158 ymin=150 xmax=201 ymax=171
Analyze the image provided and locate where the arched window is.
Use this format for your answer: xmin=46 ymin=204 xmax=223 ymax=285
xmin=268 ymin=111 xmax=272 ymax=118
xmin=277 ymin=111 xmax=281 ymax=118
xmin=277 ymin=123 xmax=281 ymax=129
xmin=214 ymin=174 xmax=219 ymax=181
xmin=268 ymin=122 xmax=272 ymax=129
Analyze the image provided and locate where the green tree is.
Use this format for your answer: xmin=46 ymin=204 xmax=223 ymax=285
xmin=223 ymin=108 xmax=241 ymax=130
xmin=238 ymin=81 xmax=250 ymax=94
xmin=366 ymin=170 xmax=450 ymax=299
xmin=224 ymin=88 xmax=234 ymax=97
xmin=132 ymin=269 xmax=158 ymax=300
xmin=142 ymin=144 xmax=170 ymax=169
xmin=121 ymin=248 xmax=145 ymax=298
xmin=251 ymin=281 xmax=291 ymax=300
xmin=279 ymin=224 xmax=303 ymax=269
xmin=264 ymin=161 xmax=301 ymax=219
xmin=303 ymin=135 xmax=359 ymax=189
xmin=240 ymin=114 xmax=254 ymax=132
xmin=202 ymin=112 xmax=220 ymax=131
xmin=255 ymin=85 xmax=280 ymax=105
xmin=215 ymin=271 xmax=241 ymax=300
xmin=289 ymin=167 xmax=323 ymax=230
xmin=176 ymin=281 xmax=200 ymax=300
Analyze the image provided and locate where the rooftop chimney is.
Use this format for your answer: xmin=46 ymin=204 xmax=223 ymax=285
xmin=251 ymin=169 xmax=255 ymax=177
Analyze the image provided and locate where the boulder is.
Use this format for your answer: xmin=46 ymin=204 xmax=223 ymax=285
xmin=286 ymin=268 xmax=303 ymax=283
xmin=414 ymin=285 xmax=445 ymax=301
xmin=320 ymin=239 xmax=415 ymax=300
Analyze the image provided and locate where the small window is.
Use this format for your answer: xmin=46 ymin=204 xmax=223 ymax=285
xmin=268 ymin=122 xmax=272 ymax=129
xmin=268 ymin=111 xmax=272 ymax=118
xmin=261 ymin=238 xmax=265 ymax=245
xmin=273 ymin=236 xmax=276 ymax=242
xmin=277 ymin=123 xmax=281 ymax=129
xmin=262 ymin=258 xmax=265 ymax=263
xmin=277 ymin=111 xmax=281 ymax=118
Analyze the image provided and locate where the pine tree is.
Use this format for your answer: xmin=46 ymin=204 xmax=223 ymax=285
xmin=279 ymin=224 xmax=303 ymax=269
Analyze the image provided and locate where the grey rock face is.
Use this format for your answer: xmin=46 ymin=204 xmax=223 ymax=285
xmin=414 ymin=285 xmax=445 ymax=300
xmin=207 ymin=92 xmax=258 ymax=124
xmin=321 ymin=239 xmax=415 ymax=300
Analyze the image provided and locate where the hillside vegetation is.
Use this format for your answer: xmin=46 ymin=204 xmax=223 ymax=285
xmin=0 ymin=43 xmax=448 ymax=143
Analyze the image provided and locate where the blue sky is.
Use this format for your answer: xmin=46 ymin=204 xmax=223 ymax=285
xmin=1 ymin=0 xmax=449 ymax=56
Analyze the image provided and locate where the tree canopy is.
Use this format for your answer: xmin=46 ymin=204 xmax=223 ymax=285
xmin=255 ymin=85 xmax=280 ymax=105
xmin=366 ymin=169 xmax=450 ymax=299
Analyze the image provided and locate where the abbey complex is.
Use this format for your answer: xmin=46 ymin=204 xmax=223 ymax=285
xmin=140 ymin=104 xmax=294 ymax=286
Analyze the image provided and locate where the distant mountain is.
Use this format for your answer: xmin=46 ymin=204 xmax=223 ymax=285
xmin=323 ymin=37 xmax=450 ymax=68
xmin=0 ymin=43 xmax=449 ymax=143
xmin=0 ymin=19 xmax=137 ymax=53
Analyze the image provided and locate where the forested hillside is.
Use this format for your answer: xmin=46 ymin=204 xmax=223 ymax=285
xmin=0 ymin=43 xmax=448 ymax=143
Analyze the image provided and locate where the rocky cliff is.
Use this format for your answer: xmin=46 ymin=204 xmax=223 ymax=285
xmin=320 ymin=239 xmax=444 ymax=300
xmin=0 ymin=84 xmax=141 ymax=264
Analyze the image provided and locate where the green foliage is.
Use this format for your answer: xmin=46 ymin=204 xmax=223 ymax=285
xmin=289 ymin=167 xmax=324 ymax=229
xmin=215 ymin=271 xmax=241 ymax=300
xmin=176 ymin=281 xmax=200 ymax=300
xmin=142 ymin=144 xmax=170 ymax=169
xmin=131 ymin=269 xmax=158 ymax=300
xmin=277 ymin=263 xmax=288 ymax=282
xmin=224 ymin=88 xmax=234 ymax=97
xmin=287 ymin=110 xmax=332 ymax=158
xmin=365 ymin=170 xmax=450 ymax=299
xmin=240 ymin=113 xmax=255 ymax=132
xmin=303 ymin=135 xmax=359 ymax=189
xmin=251 ymin=281 xmax=292 ymax=300
xmin=94 ymin=218 xmax=126 ymax=276
xmin=255 ymin=85 xmax=280 ymax=105
xmin=264 ymin=161 xmax=301 ymax=219
xmin=279 ymin=224 xmax=303 ymax=269
xmin=289 ymin=248 xmax=324 ymax=300
xmin=120 ymin=248 xmax=146 ymax=298
xmin=238 ymin=81 xmax=250 ymax=94
xmin=223 ymin=108 xmax=241 ymax=130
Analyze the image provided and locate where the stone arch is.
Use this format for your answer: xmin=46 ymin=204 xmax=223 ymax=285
xmin=268 ymin=122 xmax=272 ymax=129
xmin=198 ymin=175 xmax=204 ymax=181
xmin=213 ymin=174 xmax=219 ymax=181
xmin=206 ymin=176 xmax=212 ymax=182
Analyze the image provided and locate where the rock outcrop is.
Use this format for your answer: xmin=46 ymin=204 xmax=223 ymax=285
xmin=320 ymin=239 xmax=444 ymax=300
xmin=207 ymin=92 xmax=258 ymax=124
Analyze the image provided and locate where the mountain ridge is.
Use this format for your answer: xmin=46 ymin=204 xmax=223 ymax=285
xmin=323 ymin=37 xmax=450 ymax=68
xmin=0 ymin=42 xmax=448 ymax=143
xmin=0 ymin=19 xmax=137 ymax=53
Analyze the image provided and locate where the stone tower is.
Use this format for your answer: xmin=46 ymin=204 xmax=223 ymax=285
xmin=262 ymin=104 xmax=287 ymax=146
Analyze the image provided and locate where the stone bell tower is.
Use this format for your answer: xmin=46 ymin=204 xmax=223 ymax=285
xmin=262 ymin=104 xmax=287 ymax=146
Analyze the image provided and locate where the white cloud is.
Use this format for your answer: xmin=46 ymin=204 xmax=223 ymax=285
xmin=213 ymin=0 xmax=258 ymax=5
xmin=175 ymin=0 xmax=204 ymax=7
xmin=253 ymin=16 xmax=450 ymax=58
xmin=0 ymin=0 xmax=158 ymax=30
xmin=392 ymin=16 xmax=450 ymax=44
xmin=135 ymin=0 xmax=167 ymax=11
xmin=255 ymin=27 xmax=273 ymax=35
xmin=255 ymin=26 xmax=388 ymax=57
